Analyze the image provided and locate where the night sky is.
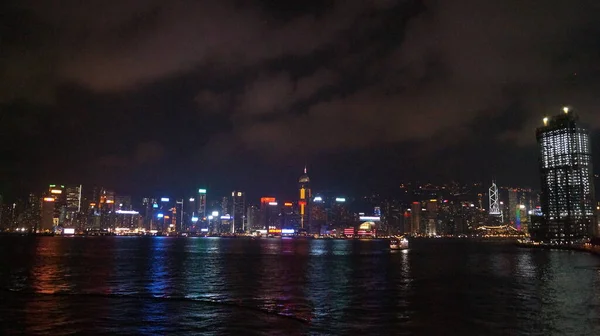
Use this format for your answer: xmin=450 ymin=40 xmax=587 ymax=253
xmin=2 ymin=0 xmax=600 ymax=200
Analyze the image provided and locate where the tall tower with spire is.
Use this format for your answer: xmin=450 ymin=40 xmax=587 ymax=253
xmin=298 ymin=166 xmax=311 ymax=232
xmin=489 ymin=181 xmax=503 ymax=223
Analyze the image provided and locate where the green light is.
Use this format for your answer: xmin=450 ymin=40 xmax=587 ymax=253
xmin=49 ymin=185 xmax=56 ymax=187
xmin=198 ymin=189 xmax=207 ymax=194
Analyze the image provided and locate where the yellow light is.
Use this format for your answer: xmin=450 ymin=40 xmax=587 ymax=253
xmin=50 ymin=189 xmax=62 ymax=194
xmin=563 ymin=106 xmax=569 ymax=113
xmin=543 ymin=117 xmax=549 ymax=126
xmin=300 ymin=188 xmax=305 ymax=200
xmin=43 ymin=197 xmax=55 ymax=202
xmin=106 ymin=200 xmax=114 ymax=204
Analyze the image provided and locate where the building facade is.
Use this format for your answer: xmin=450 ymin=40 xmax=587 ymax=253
xmin=534 ymin=107 xmax=596 ymax=243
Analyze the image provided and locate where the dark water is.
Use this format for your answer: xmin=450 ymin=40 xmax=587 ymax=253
xmin=0 ymin=237 xmax=599 ymax=335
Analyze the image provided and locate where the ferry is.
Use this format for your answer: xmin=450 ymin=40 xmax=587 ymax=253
xmin=390 ymin=236 xmax=409 ymax=250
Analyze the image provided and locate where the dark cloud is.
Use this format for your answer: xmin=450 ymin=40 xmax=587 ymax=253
xmin=2 ymin=0 xmax=600 ymax=196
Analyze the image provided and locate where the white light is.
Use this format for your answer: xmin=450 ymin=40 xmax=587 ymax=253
xmin=161 ymin=197 xmax=169 ymax=202
xmin=313 ymin=196 xmax=323 ymax=202
xmin=563 ymin=106 xmax=569 ymax=113
xmin=189 ymin=198 xmax=195 ymax=202
xmin=281 ymin=229 xmax=295 ymax=234
xmin=211 ymin=211 xmax=219 ymax=216
xmin=157 ymin=213 xmax=164 ymax=218
xmin=208 ymin=215 xmax=214 ymax=220
xmin=191 ymin=216 xmax=199 ymax=222
xmin=335 ymin=197 xmax=346 ymax=202
xmin=220 ymin=215 xmax=231 ymax=220
xmin=200 ymin=228 xmax=209 ymax=232
xmin=198 ymin=189 xmax=207 ymax=194
xmin=359 ymin=216 xmax=381 ymax=221
xmin=268 ymin=202 xmax=278 ymax=206
xmin=63 ymin=228 xmax=75 ymax=235
xmin=115 ymin=210 xmax=139 ymax=215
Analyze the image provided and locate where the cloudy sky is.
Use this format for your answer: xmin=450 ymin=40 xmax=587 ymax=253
xmin=1 ymin=0 xmax=600 ymax=199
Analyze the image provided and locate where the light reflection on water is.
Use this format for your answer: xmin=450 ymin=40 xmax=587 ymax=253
xmin=0 ymin=237 xmax=599 ymax=335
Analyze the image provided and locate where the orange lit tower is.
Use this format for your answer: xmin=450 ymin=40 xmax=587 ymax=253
xmin=298 ymin=166 xmax=311 ymax=230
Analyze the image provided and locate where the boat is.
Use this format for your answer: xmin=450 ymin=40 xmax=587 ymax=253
xmin=390 ymin=236 xmax=409 ymax=250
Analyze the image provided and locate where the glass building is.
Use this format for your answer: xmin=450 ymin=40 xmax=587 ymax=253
xmin=534 ymin=107 xmax=596 ymax=243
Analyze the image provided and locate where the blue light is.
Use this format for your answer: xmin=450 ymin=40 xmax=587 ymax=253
xmin=152 ymin=203 xmax=158 ymax=209
xmin=157 ymin=213 xmax=164 ymax=218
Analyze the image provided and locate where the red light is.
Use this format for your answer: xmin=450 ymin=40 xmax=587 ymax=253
xmin=261 ymin=197 xmax=276 ymax=204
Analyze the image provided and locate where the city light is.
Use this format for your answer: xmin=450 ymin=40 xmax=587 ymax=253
xmin=268 ymin=202 xmax=278 ymax=206
xmin=281 ymin=229 xmax=295 ymax=234
xmin=208 ymin=215 xmax=214 ymax=220
xmin=157 ymin=213 xmax=164 ymax=218
xmin=63 ymin=228 xmax=75 ymax=235
xmin=211 ymin=211 xmax=219 ymax=217
xmin=191 ymin=216 xmax=199 ymax=222
xmin=50 ymin=189 xmax=62 ymax=194
xmin=543 ymin=117 xmax=549 ymax=126
xmin=237 ymin=192 xmax=242 ymax=197
xmin=313 ymin=196 xmax=323 ymax=202
xmin=161 ymin=197 xmax=169 ymax=202
xmin=200 ymin=228 xmax=209 ymax=232
xmin=198 ymin=189 xmax=207 ymax=194
xmin=43 ymin=197 xmax=55 ymax=202
xmin=284 ymin=202 xmax=293 ymax=207
xmin=115 ymin=210 xmax=139 ymax=215
xmin=106 ymin=200 xmax=114 ymax=204
xmin=220 ymin=215 xmax=231 ymax=220
xmin=563 ymin=106 xmax=569 ymax=113
xmin=335 ymin=197 xmax=346 ymax=202
xmin=152 ymin=203 xmax=158 ymax=208
xmin=189 ymin=198 xmax=195 ymax=202
xmin=359 ymin=216 xmax=381 ymax=221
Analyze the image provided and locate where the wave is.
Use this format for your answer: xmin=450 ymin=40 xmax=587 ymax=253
xmin=1 ymin=288 xmax=311 ymax=324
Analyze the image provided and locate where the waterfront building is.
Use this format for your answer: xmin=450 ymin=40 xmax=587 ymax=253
xmin=534 ymin=107 xmax=596 ymax=243
xmin=298 ymin=167 xmax=311 ymax=232
xmin=231 ymin=191 xmax=245 ymax=233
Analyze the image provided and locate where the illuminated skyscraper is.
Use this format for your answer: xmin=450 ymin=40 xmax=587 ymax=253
xmin=231 ymin=191 xmax=245 ymax=233
xmin=40 ymin=196 xmax=55 ymax=232
xmin=47 ymin=184 xmax=66 ymax=226
xmin=410 ymin=201 xmax=421 ymax=235
xmin=298 ymin=167 xmax=311 ymax=231
xmin=534 ymin=107 xmax=596 ymax=243
xmin=260 ymin=197 xmax=279 ymax=233
xmin=65 ymin=185 xmax=82 ymax=228
xmin=197 ymin=188 xmax=207 ymax=219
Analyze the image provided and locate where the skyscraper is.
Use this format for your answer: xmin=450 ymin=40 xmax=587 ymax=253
xmin=534 ymin=107 xmax=596 ymax=243
xmin=231 ymin=191 xmax=245 ymax=233
xmin=298 ymin=167 xmax=311 ymax=232
xmin=48 ymin=184 xmax=66 ymax=226
xmin=65 ymin=185 xmax=82 ymax=228
xmin=197 ymin=188 xmax=207 ymax=219
xmin=40 ymin=196 xmax=55 ymax=232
